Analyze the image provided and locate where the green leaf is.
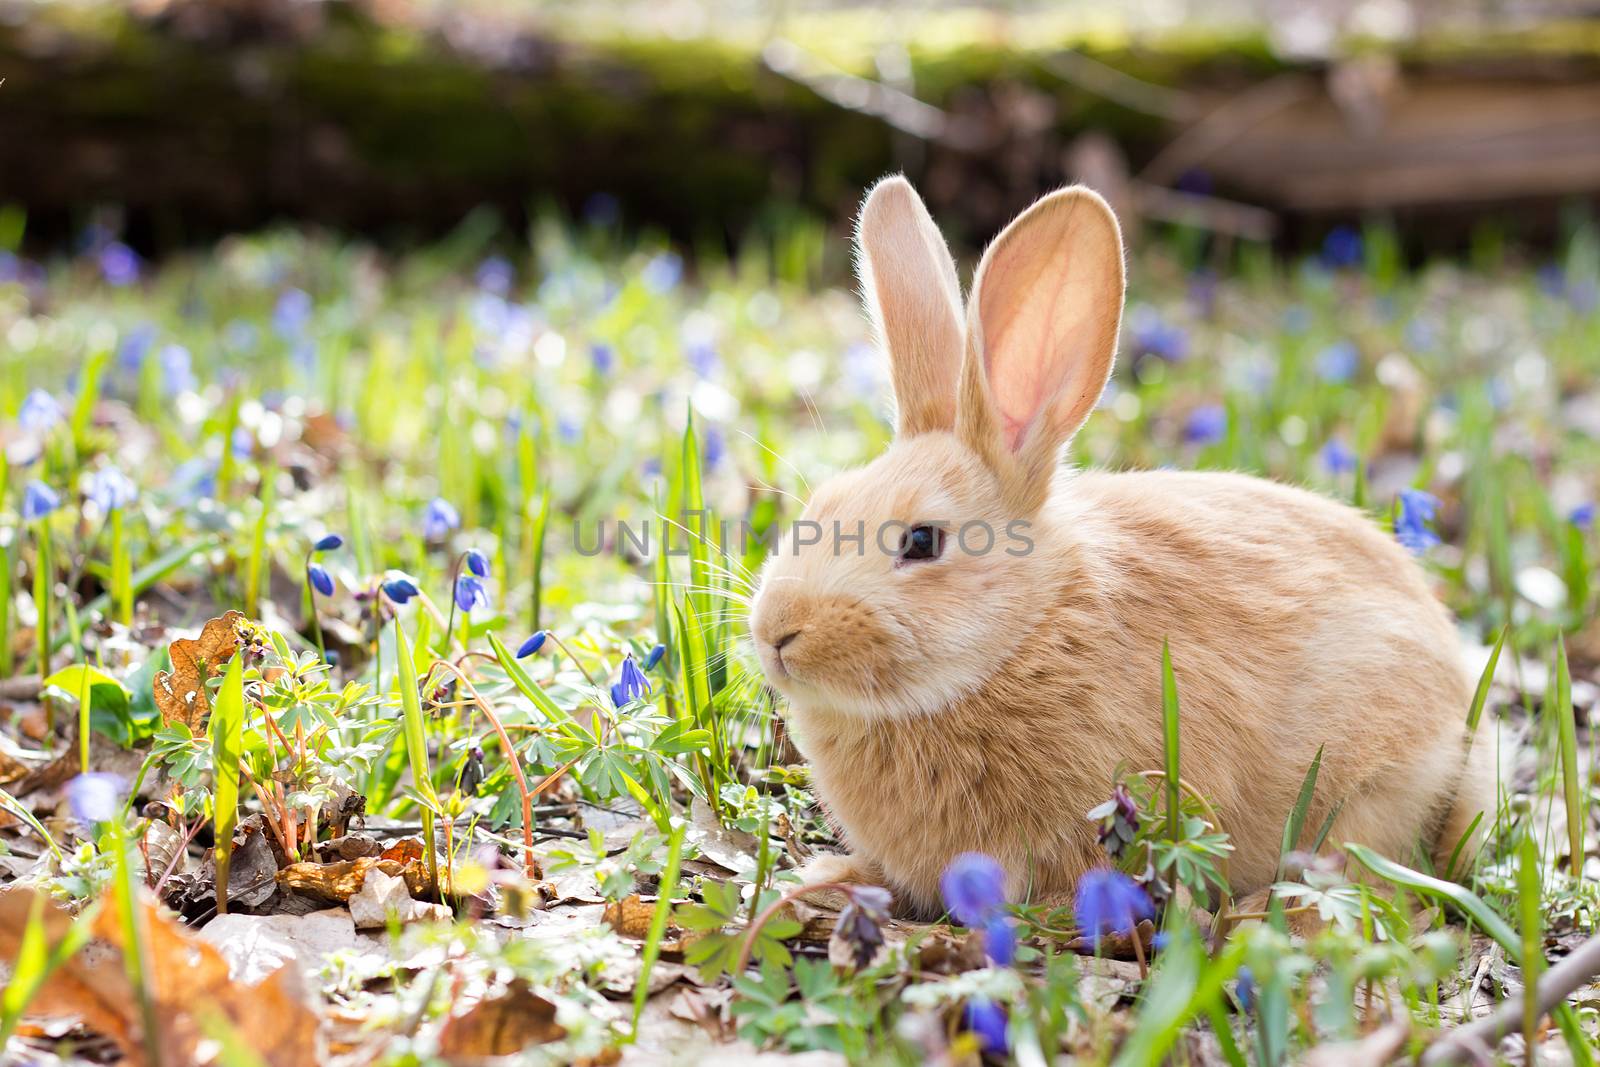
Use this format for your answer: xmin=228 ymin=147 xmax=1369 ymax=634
xmin=1278 ymin=745 xmax=1324 ymax=876
xmin=1160 ymin=639 xmax=1181 ymax=842
xmin=1466 ymin=624 xmax=1508 ymax=736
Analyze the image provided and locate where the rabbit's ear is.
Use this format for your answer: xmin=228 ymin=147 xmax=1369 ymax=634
xmin=855 ymin=176 xmax=964 ymax=437
xmin=958 ymin=186 xmax=1124 ymax=512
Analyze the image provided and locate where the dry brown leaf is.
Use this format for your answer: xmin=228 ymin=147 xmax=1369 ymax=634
xmin=436 ymin=979 xmax=566 ymax=1063
xmin=0 ymin=886 xmax=323 ymax=1067
xmin=278 ymin=855 xmax=431 ymax=903
xmin=602 ymin=893 xmax=673 ymax=941
xmin=152 ymin=610 xmax=247 ymax=731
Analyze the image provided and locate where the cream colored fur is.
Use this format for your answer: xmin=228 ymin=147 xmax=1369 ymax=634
xmin=749 ymin=176 xmax=1496 ymax=917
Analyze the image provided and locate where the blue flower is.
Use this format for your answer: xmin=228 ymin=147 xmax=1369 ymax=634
xmin=1128 ymin=306 xmax=1189 ymax=363
xmin=118 ymin=323 xmax=156 ymax=371
xmin=272 ymin=288 xmax=313 ymax=339
xmin=382 ymin=576 xmax=420 ymax=604
xmin=313 ymin=533 xmax=344 ymax=552
xmin=516 ymin=631 xmax=548 ymax=658
xmin=1394 ymin=488 xmax=1442 ymax=555
xmin=18 ymin=389 xmax=63 ymax=434
xmin=99 ymin=242 xmax=140 ymax=286
xmin=21 ymin=481 xmax=59 ymax=521
xmin=962 ymin=998 xmax=1009 ymax=1054
xmin=610 ymin=653 xmax=651 ymax=707
xmin=423 ymin=497 xmax=460 ymax=541
xmin=1183 ymin=404 xmax=1227 ymax=446
xmin=67 ymin=772 xmax=124 ymax=823
xmin=686 ymin=340 xmax=719 ymax=378
xmin=1074 ymin=868 xmax=1154 ymax=943
xmin=454 ymin=574 xmax=487 ymax=612
xmin=703 ymin=426 xmax=726 ymax=469
xmin=307 ymin=562 xmax=335 ymax=597
xmin=1320 ymin=226 xmax=1363 ymax=270
xmin=982 ymin=914 xmax=1017 ymax=965
xmin=940 ymin=852 xmax=1007 ymax=928
xmin=87 ymin=467 xmax=138 ymax=513
xmin=465 ymin=548 xmax=490 ymax=578
xmin=584 ymin=192 xmax=621 ymax=226
xmin=160 ymin=344 xmax=197 ymax=394
xmin=1571 ymin=503 xmax=1595 ymax=530
xmin=1320 ymin=438 xmax=1357 ymax=476
xmin=476 ymin=256 xmax=514 ymax=296
xmin=641 ymin=251 xmax=683 ymax=294
xmin=1314 ymin=341 xmax=1359 ymax=384
xmin=590 ymin=342 xmax=616 ymax=375
xmin=643 ymin=643 xmax=666 ymax=670
xmin=1235 ymin=965 xmax=1256 ymax=1013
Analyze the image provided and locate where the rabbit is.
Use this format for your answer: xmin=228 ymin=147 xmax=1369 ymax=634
xmin=747 ymin=176 xmax=1498 ymax=918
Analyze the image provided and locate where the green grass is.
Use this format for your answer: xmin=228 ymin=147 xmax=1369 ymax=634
xmin=0 ymin=210 xmax=1597 ymax=1063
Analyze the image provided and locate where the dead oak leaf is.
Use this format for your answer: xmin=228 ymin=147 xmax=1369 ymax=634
xmin=152 ymin=611 xmax=247 ymax=731
xmin=437 ymin=979 xmax=566 ymax=1064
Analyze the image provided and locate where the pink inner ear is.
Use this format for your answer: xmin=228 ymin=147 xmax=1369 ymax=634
xmin=980 ymin=223 xmax=1097 ymax=453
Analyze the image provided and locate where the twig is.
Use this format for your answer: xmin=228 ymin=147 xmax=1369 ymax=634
xmin=1421 ymin=934 xmax=1600 ymax=1066
xmin=734 ymin=880 xmax=858 ymax=975
xmin=1041 ymin=49 xmax=1195 ymax=121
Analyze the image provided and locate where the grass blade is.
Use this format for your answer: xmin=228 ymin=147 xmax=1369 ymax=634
xmin=1161 ymin=639 xmax=1181 ymax=841
xmin=1553 ymin=635 xmax=1584 ymax=879
xmin=1516 ymin=833 xmax=1543 ymax=1061
xmin=1345 ymin=843 xmax=1519 ymax=957
xmin=1467 ymin=624 xmax=1508 ymax=737
xmin=1278 ymin=745 xmax=1324 ymax=876
xmin=394 ymin=622 xmax=440 ymax=895
xmin=210 ymin=651 xmax=246 ymax=915
xmin=631 ymin=821 xmax=687 ymax=1035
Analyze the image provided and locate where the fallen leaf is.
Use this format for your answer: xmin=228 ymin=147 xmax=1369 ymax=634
xmin=348 ymin=868 xmax=450 ymax=929
xmin=152 ymin=611 xmax=247 ymax=731
xmin=278 ymin=855 xmax=430 ymax=903
xmin=603 ymin=893 xmax=674 ymax=940
xmin=437 ymin=979 xmax=566 ymax=1063
xmin=0 ymin=886 xmax=323 ymax=1067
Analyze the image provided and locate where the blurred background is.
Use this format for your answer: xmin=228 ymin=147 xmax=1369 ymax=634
xmin=1 ymin=0 xmax=1598 ymax=660
xmin=7 ymin=0 xmax=1600 ymax=256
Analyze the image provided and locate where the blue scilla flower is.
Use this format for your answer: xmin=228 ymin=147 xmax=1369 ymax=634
xmin=1074 ymin=868 xmax=1154 ymax=943
xmin=273 ymin=288 xmax=313 ymax=339
xmin=703 ymin=426 xmax=726 ymax=469
xmin=962 ymin=998 xmax=1009 ymax=1054
xmin=307 ymin=562 xmax=335 ymax=597
xmin=517 ymin=631 xmax=548 ymax=658
xmin=99 ymin=242 xmax=140 ymax=286
xmin=476 ymin=256 xmax=514 ymax=296
xmin=423 ymin=497 xmax=460 ymax=541
xmin=686 ymin=340 xmax=719 ymax=378
xmin=313 ymin=533 xmax=344 ymax=552
xmin=160 ymin=344 xmax=197 ymax=394
xmin=1314 ymin=341 xmax=1359 ymax=384
xmin=1320 ymin=438 xmax=1357 ymax=476
xmin=67 ymin=772 xmax=124 ymax=823
xmin=610 ymin=654 xmax=651 ymax=708
xmin=87 ymin=466 xmax=138 ymax=513
xmin=1571 ymin=503 xmax=1594 ymax=529
xmin=1235 ymin=965 xmax=1257 ymax=1012
xmin=982 ymin=913 xmax=1017 ymax=965
xmin=940 ymin=852 xmax=1007 ymax=930
xmin=18 ymin=389 xmax=63 ymax=434
xmin=641 ymin=251 xmax=683 ymax=294
xmin=465 ymin=548 xmax=490 ymax=578
xmin=382 ymin=576 xmax=420 ymax=604
xmin=643 ymin=643 xmax=666 ymax=670
xmin=1183 ymin=404 xmax=1227 ymax=446
xmin=590 ymin=342 xmax=616 ymax=375
xmin=22 ymin=481 xmax=59 ymax=521
xmin=454 ymin=574 xmax=487 ymax=612
xmin=1128 ymin=305 xmax=1189 ymax=363
xmin=1320 ymin=225 xmax=1363 ymax=270
xmin=1395 ymin=488 xmax=1442 ymax=555
xmin=118 ymin=323 xmax=156 ymax=371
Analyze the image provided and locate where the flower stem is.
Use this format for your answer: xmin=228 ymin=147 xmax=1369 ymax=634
xmin=304 ymin=552 xmax=326 ymax=662
xmin=734 ymin=881 xmax=857 ymax=975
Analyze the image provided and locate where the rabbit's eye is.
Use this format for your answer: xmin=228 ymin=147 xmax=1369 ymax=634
xmin=899 ymin=524 xmax=945 ymax=563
